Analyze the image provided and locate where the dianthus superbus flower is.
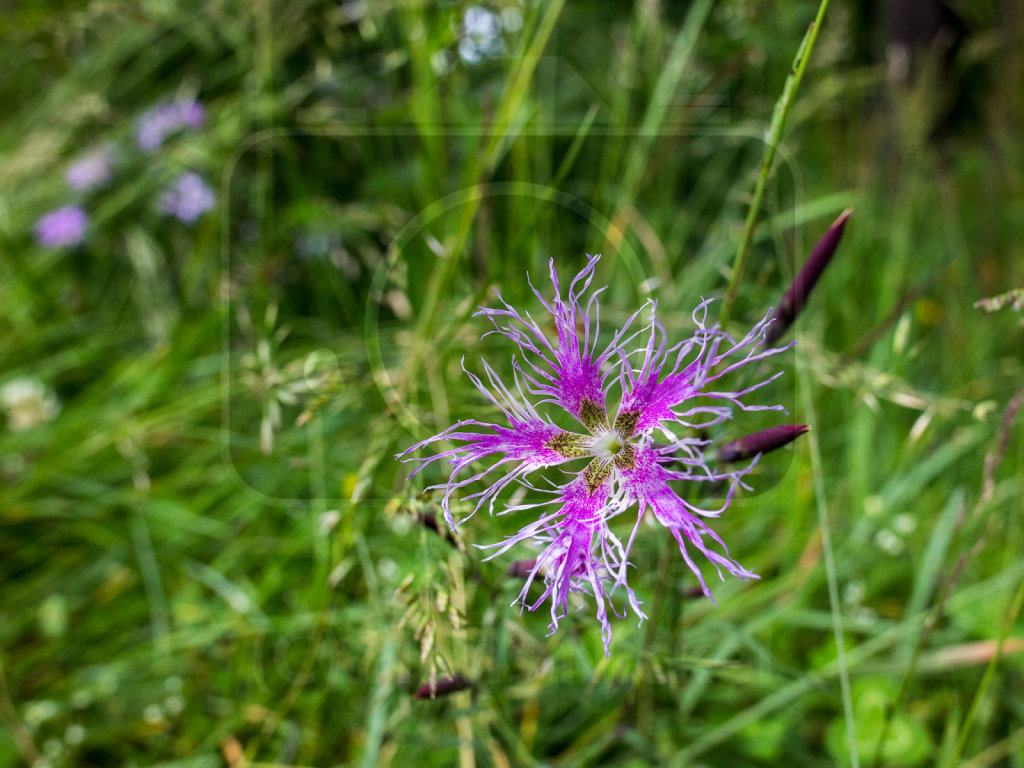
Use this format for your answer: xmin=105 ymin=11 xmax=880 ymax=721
xmin=398 ymin=255 xmax=792 ymax=653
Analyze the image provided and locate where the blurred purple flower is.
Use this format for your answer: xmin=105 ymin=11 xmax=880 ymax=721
xmin=137 ymin=97 xmax=206 ymax=153
xmin=159 ymin=172 xmax=215 ymax=223
xmin=399 ymin=255 xmax=793 ymax=653
xmin=176 ymin=98 xmax=205 ymax=129
xmin=35 ymin=206 xmax=88 ymax=247
xmin=138 ymin=104 xmax=178 ymax=153
xmin=65 ymin=147 xmax=115 ymax=191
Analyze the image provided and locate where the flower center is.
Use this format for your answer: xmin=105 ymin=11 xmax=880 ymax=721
xmin=590 ymin=430 xmax=624 ymax=460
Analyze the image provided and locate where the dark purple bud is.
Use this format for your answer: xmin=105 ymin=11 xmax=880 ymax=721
xmin=718 ymin=425 xmax=810 ymax=463
xmin=507 ymin=559 xmax=538 ymax=578
xmin=766 ymin=209 xmax=852 ymax=344
xmin=420 ymin=511 xmax=442 ymax=536
xmin=414 ymin=510 xmax=460 ymax=550
xmin=413 ymin=674 xmax=472 ymax=699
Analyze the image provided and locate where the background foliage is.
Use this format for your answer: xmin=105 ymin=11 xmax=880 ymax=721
xmin=1 ymin=1 xmax=1022 ymax=766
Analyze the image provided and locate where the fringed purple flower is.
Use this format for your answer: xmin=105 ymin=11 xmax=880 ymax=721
xmin=398 ymin=255 xmax=793 ymax=654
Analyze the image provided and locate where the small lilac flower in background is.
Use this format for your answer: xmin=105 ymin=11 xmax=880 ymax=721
xmin=35 ymin=206 xmax=88 ymax=248
xmin=137 ymin=104 xmax=178 ymax=153
xmin=159 ymin=172 xmax=214 ymax=223
xmin=65 ymin=147 xmax=116 ymax=191
xmin=399 ymin=255 xmax=794 ymax=652
xmin=137 ymin=97 xmax=205 ymax=153
xmin=175 ymin=97 xmax=205 ymax=130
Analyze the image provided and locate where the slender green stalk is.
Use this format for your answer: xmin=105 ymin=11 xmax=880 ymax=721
xmin=0 ymin=656 xmax=39 ymax=766
xmin=719 ymin=0 xmax=832 ymax=326
xmin=946 ymin=578 xmax=1024 ymax=767
xmin=403 ymin=0 xmax=567 ymax=391
xmin=868 ymin=491 xmax=965 ymax=768
xmin=131 ymin=509 xmax=171 ymax=652
xmin=798 ymin=347 xmax=860 ymax=768
xmin=676 ymin=561 xmax=1024 ymax=762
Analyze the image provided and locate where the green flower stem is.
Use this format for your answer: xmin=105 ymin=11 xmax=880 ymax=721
xmin=719 ymin=0 xmax=832 ymax=326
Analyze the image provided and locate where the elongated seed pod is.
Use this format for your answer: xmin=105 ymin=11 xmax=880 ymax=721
xmin=766 ymin=209 xmax=852 ymax=344
xmin=413 ymin=675 xmax=472 ymax=699
xmin=718 ymin=424 xmax=810 ymax=463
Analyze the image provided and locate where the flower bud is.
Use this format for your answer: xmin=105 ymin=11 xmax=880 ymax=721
xmin=766 ymin=209 xmax=852 ymax=344
xmin=413 ymin=674 xmax=472 ymax=699
xmin=507 ymin=559 xmax=538 ymax=579
xmin=718 ymin=425 xmax=810 ymax=463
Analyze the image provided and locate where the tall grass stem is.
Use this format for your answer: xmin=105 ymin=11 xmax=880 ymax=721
xmin=719 ymin=0 xmax=833 ymax=326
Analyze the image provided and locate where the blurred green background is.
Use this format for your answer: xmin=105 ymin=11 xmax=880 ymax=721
xmin=1 ymin=0 xmax=1022 ymax=766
